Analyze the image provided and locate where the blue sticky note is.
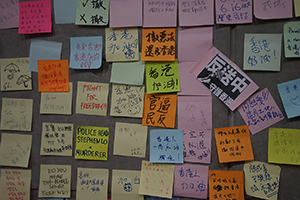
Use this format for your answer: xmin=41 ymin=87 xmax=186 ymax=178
xmin=28 ymin=40 xmax=62 ymax=72
xmin=277 ymin=78 xmax=300 ymax=119
xmin=145 ymin=196 xmax=179 ymax=200
xmin=70 ymin=36 xmax=103 ymax=69
xmin=54 ymin=0 xmax=76 ymax=24
xmin=150 ymin=129 xmax=183 ymax=163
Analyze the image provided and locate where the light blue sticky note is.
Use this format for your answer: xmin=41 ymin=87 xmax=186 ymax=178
xmin=54 ymin=0 xmax=77 ymax=24
xmin=150 ymin=129 xmax=183 ymax=164
xmin=69 ymin=36 xmax=103 ymax=69
xmin=277 ymin=78 xmax=300 ymax=119
xmin=145 ymin=196 xmax=179 ymax=200
xmin=28 ymin=40 xmax=62 ymax=72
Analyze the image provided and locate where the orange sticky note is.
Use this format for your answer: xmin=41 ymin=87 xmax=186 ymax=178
xmin=142 ymin=93 xmax=177 ymax=128
xmin=209 ymin=170 xmax=244 ymax=200
xmin=214 ymin=125 xmax=254 ymax=163
xmin=38 ymin=60 xmax=69 ymax=92
xmin=142 ymin=28 xmax=176 ymax=61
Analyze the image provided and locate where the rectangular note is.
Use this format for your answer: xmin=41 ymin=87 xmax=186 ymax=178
xmin=294 ymin=0 xmax=300 ymax=17
xmin=253 ymin=0 xmax=293 ymax=19
xmin=18 ymin=0 xmax=52 ymax=34
xmin=70 ymin=36 xmax=103 ymax=69
xmin=244 ymin=34 xmax=282 ymax=71
xmin=38 ymin=165 xmax=71 ymax=198
xmin=0 ymin=133 xmax=32 ymax=167
xmin=40 ymin=123 xmax=73 ymax=156
xmin=53 ymin=0 xmax=76 ymax=24
xmin=75 ymin=0 xmax=109 ymax=26
xmin=269 ymin=128 xmax=300 ymax=165
xmin=0 ymin=0 xmax=19 ymax=29
xmin=1 ymin=58 xmax=32 ymax=91
xmin=284 ymin=21 xmax=300 ymax=58
xmin=0 ymin=98 xmax=33 ymax=131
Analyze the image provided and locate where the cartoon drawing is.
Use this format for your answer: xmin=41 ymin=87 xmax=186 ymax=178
xmin=16 ymin=75 xmax=31 ymax=88
xmin=4 ymin=63 xmax=20 ymax=80
xmin=290 ymin=96 xmax=300 ymax=106
xmin=123 ymin=182 xmax=133 ymax=192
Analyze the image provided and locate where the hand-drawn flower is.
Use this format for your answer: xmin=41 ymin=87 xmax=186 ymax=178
xmin=16 ymin=75 xmax=31 ymax=88
xmin=4 ymin=63 xmax=20 ymax=80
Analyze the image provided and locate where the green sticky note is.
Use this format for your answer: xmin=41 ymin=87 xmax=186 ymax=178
xmin=284 ymin=21 xmax=300 ymax=58
xmin=145 ymin=59 xmax=180 ymax=93
xmin=269 ymin=128 xmax=300 ymax=165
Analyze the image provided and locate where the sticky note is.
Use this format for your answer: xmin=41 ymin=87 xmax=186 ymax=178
xmin=253 ymin=0 xmax=293 ymax=20
xmin=105 ymin=28 xmax=139 ymax=62
xmin=178 ymin=96 xmax=212 ymax=130
xmin=190 ymin=46 xmax=259 ymax=111
xmin=142 ymin=28 xmax=176 ymax=61
xmin=112 ymin=170 xmax=143 ymax=200
xmin=145 ymin=60 xmax=180 ymax=93
xmin=244 ymin=161 xmax=281 ymax=200
xmin=28 ymin=40 xmax=62 ymax=72
xmin=109 ymin=0 xmax=142 ymax=27
xmin=144 ymin=196 xmax=179 ymax=200
xmin=18 ymin=0 xmax=52 ymax=34
xmin=70 ymin=36 xmax=103 ymax=69
xmin=38 ymin=60 xmax=69 ymax=92
xmin=150 ymin=129 xmax=183 ymax=163
xmin=0 ymin=0 xmax=19 ymax=29
xmin=143 ymin=0 xmax=177 ymax=27
xmin=178 ymin=0 xmax=214 ymax=27
xmin=0 ymin=98 xmax=33 ymax=131
xmin=113 ymin=122 xmax=148 ymax=158
xmin=243 ymin=34 xmax=282 ymax=71
xmin=76 ymin=168 xmax=109 ymax=200
xmin=0 ymin=133 xmax=32 ymax=167
xmin=142 ymin=93 xmax=177 ymax=128
xmin=174 ymin=164 xmax=208 ymax=199
xmin=269 ymin=128 xmax=300 ymax=165
xmin=239 ymin=88 xmax=285 ymax=134
xmin=215 ymin=0 xmax=252 ymax=24
xmin=284 ymin=21 xmax=300 ymax=58
xmin=0 ymin=169 xmax=31 ymax=200
xmin=214 ymin=125 xmax=254 ymax=163
xmin=209 ymin=170 xmax=244 ymax=200
xmin=178 ymin=27 xmax=213 ymax=62
xmin=76 ymin=81 xmax=109 ymax=116
xmin=38 ymin=165 xmax=71 ymax=198
xmin=1 ymin=58 xmax=32 ymax=91
xmin=277 ymin=78 xmax=300 ymax=118
xmin=53 ymin=0 xmax=76 ymax=24
xmin=75 ymin=0 xmax=109 ymax=26
xmin=294 ymin=0 xmax=300 ymax=17
xmin=40 ymin=123 xmax=73 ymax=156
xmin=139 ymin=161 xmax=175 ymax=199
xmin=110 ymin=59 xmax=145 ymax=86
xmin=75 ymin=126 xmax=109 ymax=161
xmin=183 ymin=130 xmax=212 ymax=164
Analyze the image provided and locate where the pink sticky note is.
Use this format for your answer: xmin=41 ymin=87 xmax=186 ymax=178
xmin=143 ymin=0 xmax=177 ymax=27
xmin=18 ymin=0 xmax=52 ymax=34
xmin=238 ymin=88 xmax=284 ymax=135
xmin=0 ymin=0 xmax=19 ymax=29
xmin=183 ymin=129 xmax=212 ymax=164
xmin=109 ymin=0 xmax=142 ymax=28
xmin=253 ymin=0 xmax=293 ymax=20
xmin=178 ymin=0 xmax=214 ymax=26
xmin=178 ymin=96 xmax=212 ymax=130
xmin=178 ymin=62 xmax=211 ymax=96
xmin=190 ymin=46 xmax=259 ymax=111
xmin=174 ymin=164 xmax=209 ymax=199
xmin=215 ymin=0 xmax=252 ymax=24
xmin=178 ymin=27 xmax=213 ymax=62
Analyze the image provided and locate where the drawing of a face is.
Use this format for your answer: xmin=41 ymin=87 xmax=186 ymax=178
xmin=123 ymin=183 xmax=132 ymax=192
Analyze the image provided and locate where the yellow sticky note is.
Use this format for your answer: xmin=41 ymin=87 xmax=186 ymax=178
xmin=139 ymin=161 xmax=174 ymax=199
xmin=269 ymin=128 xmax=300 ymax=165
xmin=38 ymin=164 xmax=71 ymax=198
xmin=112 ymin=170 xmax=143 ymax=200
xmin=294 ymin=0 xmax=300 ymax=17
xmin=76 ymin=168 xmax=109 ymax=200
xmin=75 ymin=126 xmax=109 ymax=161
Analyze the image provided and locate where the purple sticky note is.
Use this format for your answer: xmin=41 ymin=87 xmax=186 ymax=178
xmin=215 ymin=0 xmax=252 ymax=24
xmin=238 ymin=88 xmax=284 ymax=135
xmin=183 ymin=130 xmax=212 ymax=164
xmin=178 ymin=62 xmax=211 ymax=96
xmin=178 ymin=96 xmax=212 ymax=130
xmin=253 ymin=0 xmax=293 ymax=20
xmin=174 ymin=164 xmax=209 ymax=199
xmin=178 ymin=0 xmax=214 ymax=27
xmin=109 ymin=0 xmax=142 ymax=28
xmin=178 ymin=26 xmax=213 ymax=62
xmin=143 ymin=0 xmax=177 ymax=27
xmin=0 ymin=0 xmax=19 ymax=29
